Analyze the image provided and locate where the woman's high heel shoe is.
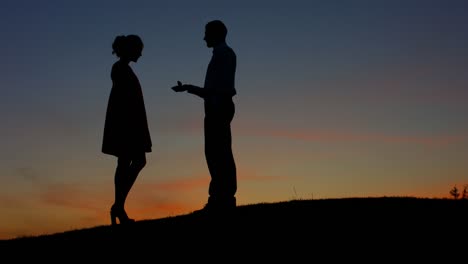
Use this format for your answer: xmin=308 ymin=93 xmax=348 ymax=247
xmin=110 ymin=206 xmax=135 ymax=226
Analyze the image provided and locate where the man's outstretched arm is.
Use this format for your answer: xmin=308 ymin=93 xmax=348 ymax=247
xmin=171 ymin=81 xmax=206 ymax=99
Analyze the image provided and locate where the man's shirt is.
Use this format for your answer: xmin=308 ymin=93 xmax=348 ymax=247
xmin=203 ymin=42 xmax=237 ymax=105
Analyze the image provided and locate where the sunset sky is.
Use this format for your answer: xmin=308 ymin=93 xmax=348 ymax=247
xmin=1 ymin=0 xmax=467 ymax=240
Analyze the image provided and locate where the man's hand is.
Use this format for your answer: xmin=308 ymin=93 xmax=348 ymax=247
xmin=172 ymin=81 xmax=187 ymax=92
xmin=172 ymin=85 xmax=187 ymax=92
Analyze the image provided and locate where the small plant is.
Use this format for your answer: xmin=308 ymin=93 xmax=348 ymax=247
xmin=291 ymin=186 xmax=299 ymax=200
xmin=462 ymin=185 xmax=468 ymax=200
xmin=449 ymin=185 xmax=460 ymax=199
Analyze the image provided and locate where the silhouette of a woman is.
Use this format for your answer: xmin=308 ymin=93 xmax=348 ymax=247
xmin=102 ymin=35 xmax=152 ymax=225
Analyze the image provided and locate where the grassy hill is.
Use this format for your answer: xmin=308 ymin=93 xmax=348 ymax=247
xmin=1 ymin=196 xmax=466 ymax=261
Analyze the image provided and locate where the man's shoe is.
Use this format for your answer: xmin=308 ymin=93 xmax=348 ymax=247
xmin=193 ymin=201 xmax=236 ymax=216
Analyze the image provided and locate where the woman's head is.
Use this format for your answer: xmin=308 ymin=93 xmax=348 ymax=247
xmin=112 ymin=35 xmax=143 ymax=62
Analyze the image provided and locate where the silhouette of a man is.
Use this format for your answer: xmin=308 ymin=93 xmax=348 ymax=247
xmin=172 ymin=20 xmax=237 ymax=213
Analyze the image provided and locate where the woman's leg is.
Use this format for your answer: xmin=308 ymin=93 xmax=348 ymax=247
xmin=111 ymin=152 xmax=146 ymax=225
xmin=122 ymin=153 xmax=146 ymax=203
xmin=113 ymin=156 xmax=132 ymax=210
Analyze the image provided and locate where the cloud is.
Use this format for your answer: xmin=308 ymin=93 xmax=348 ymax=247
xmin=39 ymin=182 xmax=106 ymax=213
xmin=143 ymin=175 xmax=208 ymax=192
xmin=244 ymin=128 xmax=468 ymax=147
xmin=131 ymin=200 xmax=191 ymax=217
xmin=0 ymin=193 xmax=28 ymax=208
xmin=141 ymin=169 xmax=285 ymax=193
xmin=16 ymin=166 xmax=39 ymax=182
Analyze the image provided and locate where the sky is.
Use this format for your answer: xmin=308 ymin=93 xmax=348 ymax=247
xmin=1 ymin=0 xmax=467 ymax=240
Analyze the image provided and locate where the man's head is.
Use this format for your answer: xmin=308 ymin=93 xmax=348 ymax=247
xmin=204 ymin=20 xmax=228 ymax=48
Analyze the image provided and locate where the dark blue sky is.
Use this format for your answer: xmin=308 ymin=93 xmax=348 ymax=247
xmin=1 ymin=0 xmax=467 ymax=239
